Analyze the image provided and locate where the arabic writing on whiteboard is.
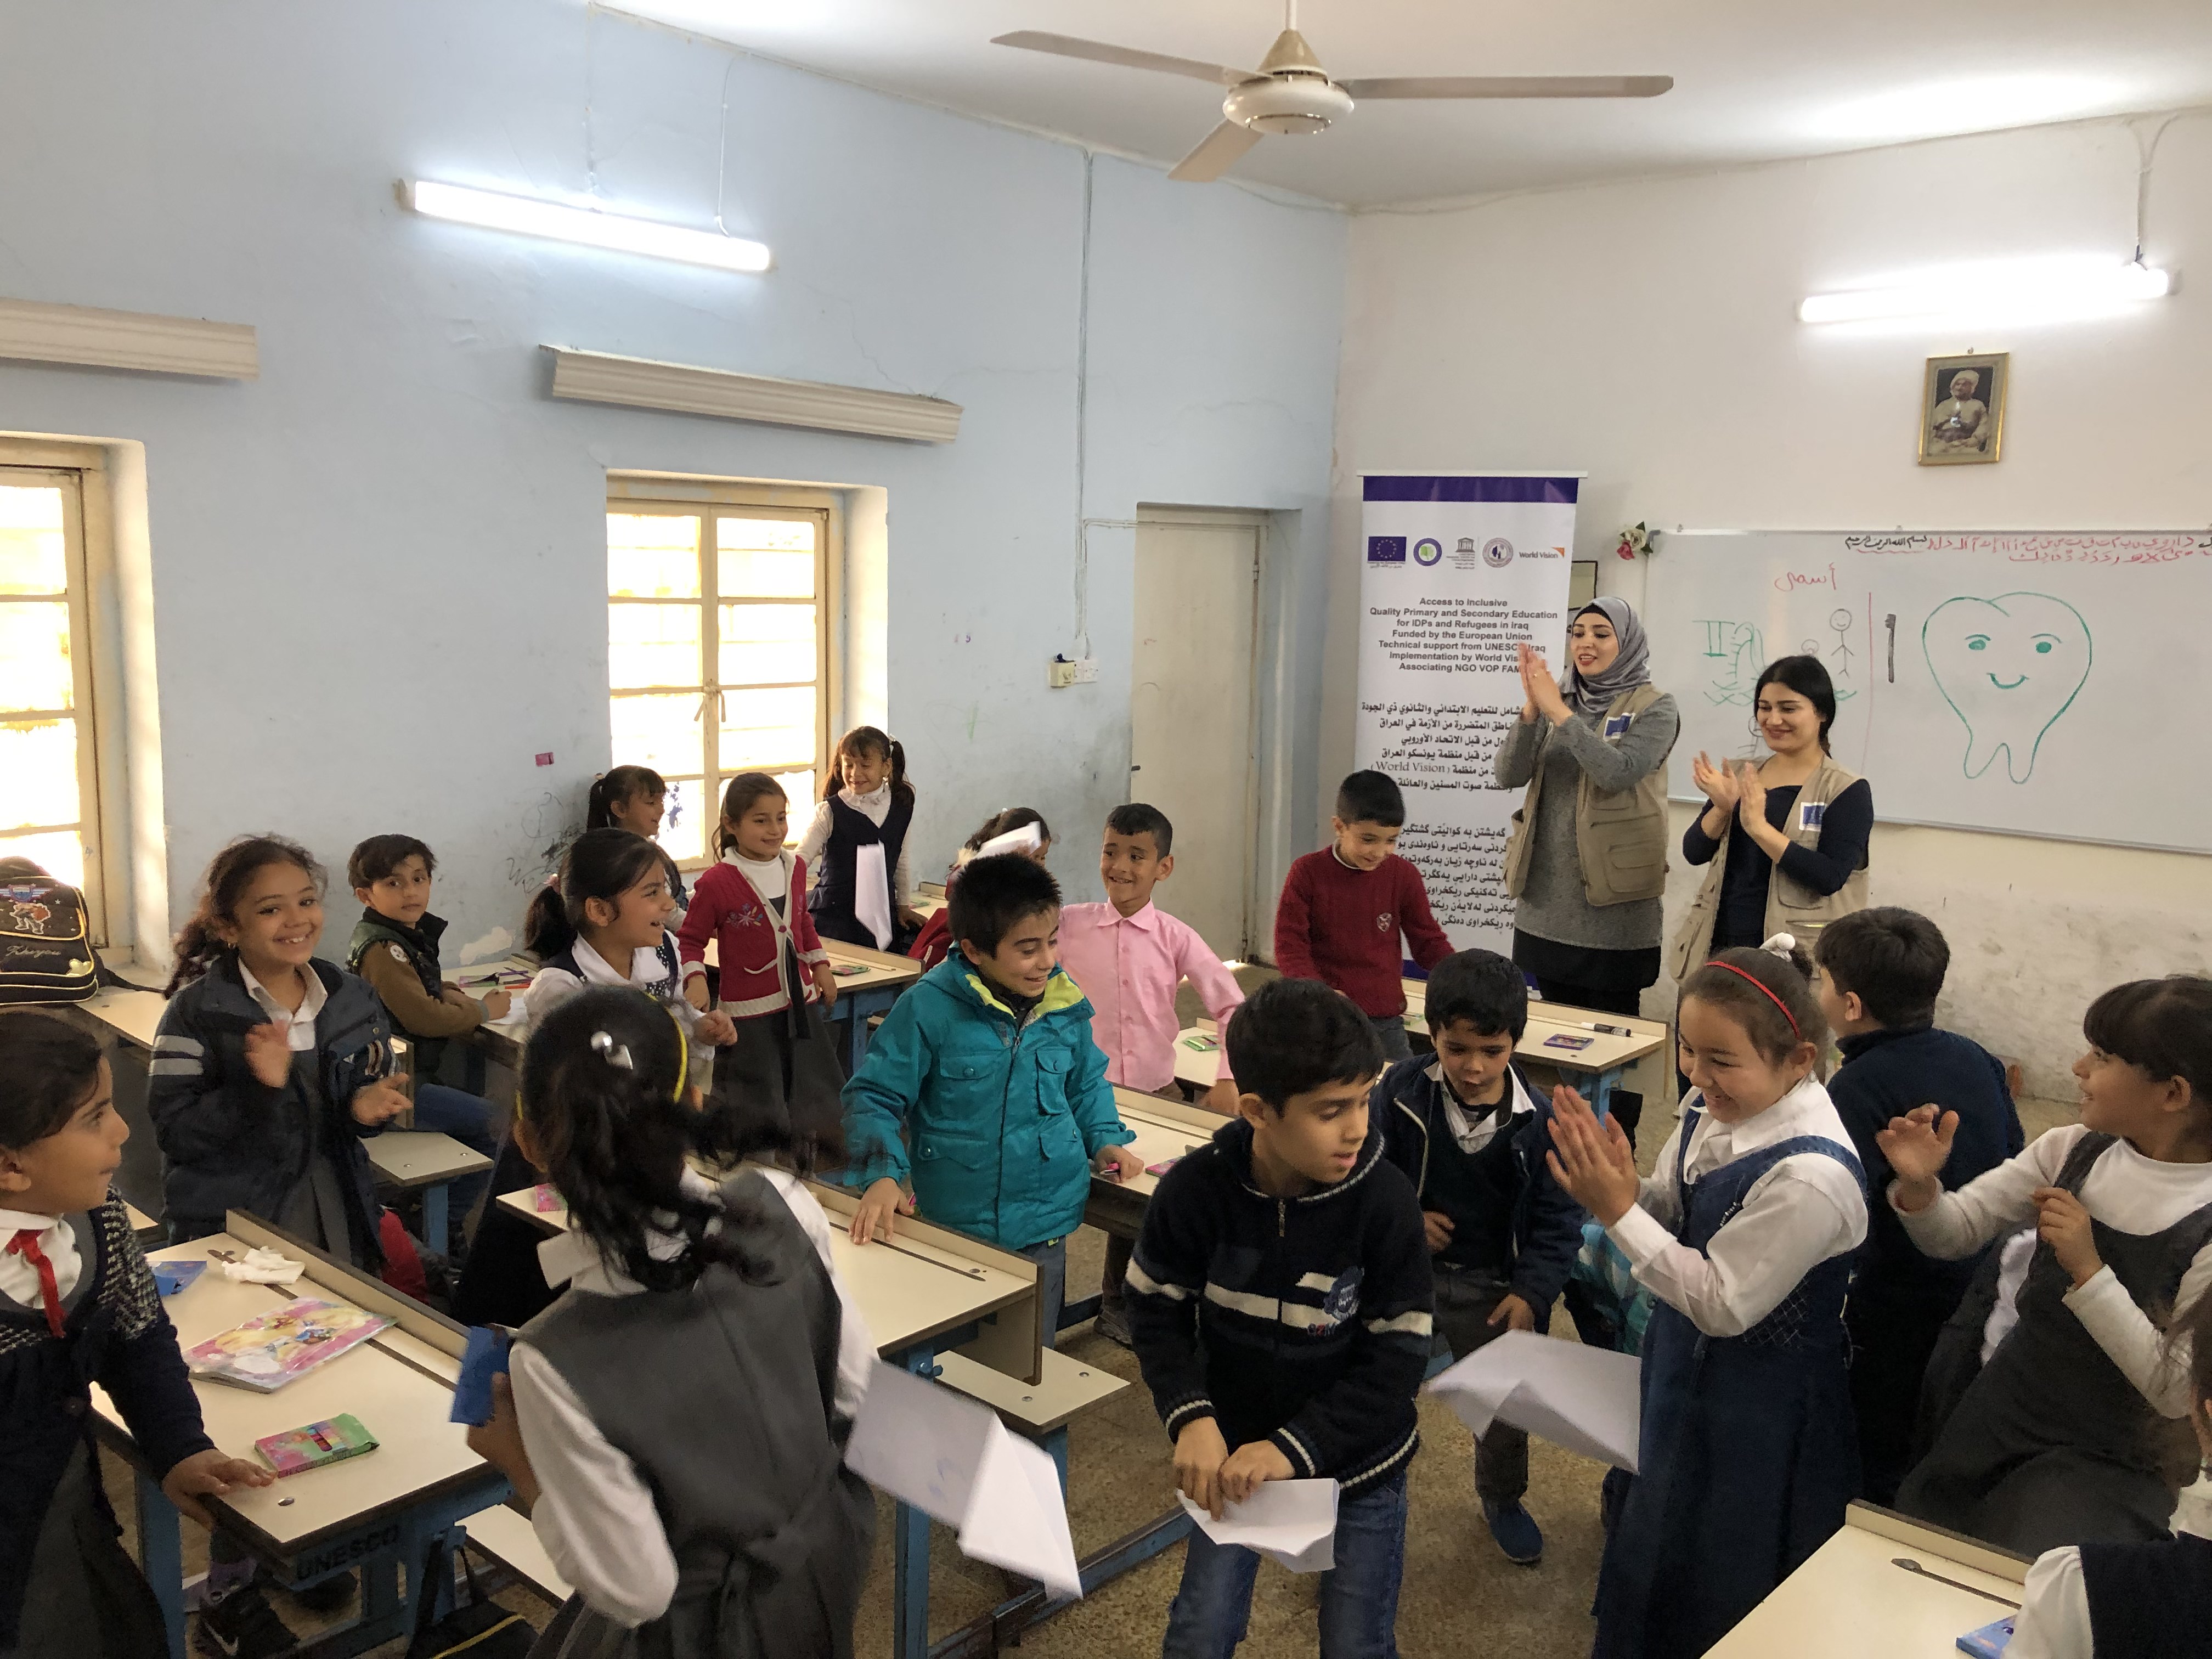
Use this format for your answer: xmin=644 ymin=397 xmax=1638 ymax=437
xmin=1841 ymin=532 xmax=2212 ymax=565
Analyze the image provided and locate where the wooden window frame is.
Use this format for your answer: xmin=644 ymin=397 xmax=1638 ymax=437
xmin=605 ymin=483 xmax=838 ymax=867
xmin=1 ymin=459 xmax=109 ymax=942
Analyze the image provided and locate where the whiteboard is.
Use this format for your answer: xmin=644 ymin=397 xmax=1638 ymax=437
xmin=1645 ymin=530 xmax=2212 ymax=853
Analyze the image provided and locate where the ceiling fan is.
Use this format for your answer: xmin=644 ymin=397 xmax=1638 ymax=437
xmin=992 ymin=2 xmax=1672 ymax=182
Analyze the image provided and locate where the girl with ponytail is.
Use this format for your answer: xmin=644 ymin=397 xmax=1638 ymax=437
xmin=1547 ymin=934 xmax=1868 ymax=1658
xmin=462 ymin=988 xmax=872 ymax=1656
xmin=797 ymin=726 xmax=923 ymax=951
xmin=585 ymin=764 xmax=689 ymax=923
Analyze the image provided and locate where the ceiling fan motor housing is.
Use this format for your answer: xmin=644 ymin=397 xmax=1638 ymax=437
xmin=1223 ymin=73 xmax=1353 ymax=135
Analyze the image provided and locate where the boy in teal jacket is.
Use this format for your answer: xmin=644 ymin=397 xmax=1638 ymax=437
xmin=843 ymin=854 xmax=1141 ymax=1345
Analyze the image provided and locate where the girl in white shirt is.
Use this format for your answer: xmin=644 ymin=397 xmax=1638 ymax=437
xmin=2007 ymin=1283 xmax=2212 ymax=1658
xmin=464 ymin=985 xmax=874 ymax=1654
xmin=1549 ymin=936 xmax=1867 ymax=1659
xmin=453 ymin=831 xmax=737 ymax=1332
xmin=1883 ymin=974 xmax=2212 ymax=1555
xmin=797 ymin=726 xmax=924 ymax=951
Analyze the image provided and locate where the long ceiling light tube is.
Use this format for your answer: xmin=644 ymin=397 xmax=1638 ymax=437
xmin=1799 ymin=258 xmax=2170 ymax=324
xmin=403 ymin=180 xmax=771 ymax=274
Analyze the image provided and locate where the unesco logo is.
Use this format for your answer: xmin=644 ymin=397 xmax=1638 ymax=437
xmin=1413 ymin=538 xmax=1443 ymax=567
xmin=1482 ymin=537 xmax=1515 ymax=568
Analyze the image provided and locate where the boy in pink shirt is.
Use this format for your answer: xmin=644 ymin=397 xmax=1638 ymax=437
xmin=1057 ymin=803 xmax=1245 ymax=1345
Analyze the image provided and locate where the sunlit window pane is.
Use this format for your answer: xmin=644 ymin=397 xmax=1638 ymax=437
xmin=0 ymin=603 xmax=73 ymax=713
xmin=717 ymin=518 xmax=815 ymax=598
xmin=657 ymin=778 xmax=706 ymax=865
xmin=0 ymin=720 xmax=80 ymax=829
xmin=718 ymin=686 xmax=815 ymax=769
xmin=767 ymin=771 xmax=816 ymax=838
xmin=0 ymin=486 xmax=66 ymax=595
xmin=608 ymin=514 xmax=701 ymax=599
xmin=718 ymin=603 xmax=817 ymax=686
xmin=0 ymin=829 xmax=84 ymax=888
xmin=609 ymin=603 xmax=701 ymax=690
xmin=611 ymin=692 xmax=707 ymax=780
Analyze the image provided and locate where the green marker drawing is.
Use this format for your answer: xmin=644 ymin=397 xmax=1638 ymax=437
xmin=1921 ymin=593 xmax=2091 ymax=783
xmin=1697 ymin=621 xmax=1764 ymax=707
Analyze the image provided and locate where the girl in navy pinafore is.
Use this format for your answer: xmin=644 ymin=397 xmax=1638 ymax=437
xmin=799 ymin=726 xmax=919 ymax=951
xmin=1549 ymin=940 xmax=1869 ymax=1659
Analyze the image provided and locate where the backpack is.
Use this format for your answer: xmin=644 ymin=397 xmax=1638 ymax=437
xmin=0 ymin=875 xmax=100 ymax=1006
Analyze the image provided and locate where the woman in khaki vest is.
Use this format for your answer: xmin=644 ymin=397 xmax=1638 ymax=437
xmin=1496 ymin=597 xmax=1679 ymax=1146
xmin=1672 ymin=653 xmax=1873 ymax=984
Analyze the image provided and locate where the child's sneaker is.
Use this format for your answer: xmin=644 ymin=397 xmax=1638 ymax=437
xmin=196 ymin=1583 xmax=297 ymax=1658
xmin=1482 ymin=1498 xmax=1544 ymax=1566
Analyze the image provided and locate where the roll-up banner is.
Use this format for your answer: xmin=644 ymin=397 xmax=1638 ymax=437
xmin=1355 ymin=475 xmax=1579 ymax=954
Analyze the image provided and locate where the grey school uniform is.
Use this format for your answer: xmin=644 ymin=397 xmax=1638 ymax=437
xmin=517 ymin=1173 xmax=873 ymax=1659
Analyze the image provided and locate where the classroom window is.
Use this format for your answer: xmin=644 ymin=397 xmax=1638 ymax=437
xmin=607 ymin=503 xmax=829 ymax=861
xmin=0 ymin=467 xmax=103 ymax=923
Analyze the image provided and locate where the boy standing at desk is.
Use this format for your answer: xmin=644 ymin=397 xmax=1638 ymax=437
xmin=1274 ymin=770 xmax=1453 ymax=1063
xmin=1056 ymin=802 xmax=1246 ymax=1347
xmin=1813 ymin=907 xmax=2023 ymax=1505
xmin=1127 ymin=978 xmax=1432 ymax=1658
xmin=842 ymin=854 xmax=1142 ymax=1345
xmin=1375 ymin=949 xmax=1582 ymax=1566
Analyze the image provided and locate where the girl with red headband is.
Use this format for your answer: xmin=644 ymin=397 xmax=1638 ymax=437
xmin=1548 ymin=933 xmax=1868 ymax=1659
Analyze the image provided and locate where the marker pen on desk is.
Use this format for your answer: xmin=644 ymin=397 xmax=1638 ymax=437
xmin=1577 ymin=1022 xmax=1634 ymax=1037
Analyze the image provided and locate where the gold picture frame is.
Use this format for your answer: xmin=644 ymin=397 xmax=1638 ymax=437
xmin=1919 ymin=351 xmax=2007 ymax=465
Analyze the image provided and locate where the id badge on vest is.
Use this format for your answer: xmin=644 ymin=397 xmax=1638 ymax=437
xmin=1798 ymin=802 xmax=1825 ymax=832
xmin=1602 ymin=714 xmax=1633 ymax=741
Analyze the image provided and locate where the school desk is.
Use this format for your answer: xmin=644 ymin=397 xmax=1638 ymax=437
xmin=1708 ymin=1502 xmax=2028 ymax=1657
xmin=818 ymin=939 xmax=923 ymax=1070
xmin=1171 ymin=997 xmax=1668 ymax=1119
xmin=365 ymin=1130 xmax=492 ymax=1257
xmin=98 ymin=1212 xmax=511 ymax=1658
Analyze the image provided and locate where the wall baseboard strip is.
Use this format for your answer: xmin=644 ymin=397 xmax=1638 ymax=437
xmin=545 ymin=347 xmax=961 ymax=443
xmin=0 ymin=298 xmax=259 ymax=379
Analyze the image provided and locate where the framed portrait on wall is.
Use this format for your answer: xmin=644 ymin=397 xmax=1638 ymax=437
xmin=1920 ymin=352 xmax=2007 ymax=465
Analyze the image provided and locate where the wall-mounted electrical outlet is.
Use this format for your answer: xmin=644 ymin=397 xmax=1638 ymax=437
xmin=1071 ymin=657 xmax=1098 ymax=684
xmin=1049 ymin=657 xmax=1077 ymax=689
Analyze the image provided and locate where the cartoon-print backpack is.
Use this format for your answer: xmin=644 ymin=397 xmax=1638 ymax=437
xmin=0 ymin=873 xmax=100 ymax=1005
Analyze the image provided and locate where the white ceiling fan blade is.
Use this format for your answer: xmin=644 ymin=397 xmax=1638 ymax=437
xmin=1338 ymin=74 xmax=1674 ymax=100
xmin=990 ymin=32 xmax=1256 ymax=87
xmin=1167 ymin=121 xmax=1265 ymax=183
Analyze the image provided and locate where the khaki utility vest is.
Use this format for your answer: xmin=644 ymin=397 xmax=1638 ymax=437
xmin=1502 ymin=684 xmax=1674 ymax=909
xmin=1668 ymin=756 xmax=1870 ymax=983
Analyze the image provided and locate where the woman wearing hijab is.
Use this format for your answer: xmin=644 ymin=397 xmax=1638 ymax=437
xmin=1495 ymin=598 xmax=1679 ymax=1145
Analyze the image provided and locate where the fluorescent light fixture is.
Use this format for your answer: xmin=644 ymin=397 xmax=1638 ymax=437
xmin=403 ymin=180 xmax=770 ymax=273
xmin=1807 ymin=75 xmax=2120 ymax=143
xmin=1799 ymin=256 xmax=2171 ymax=325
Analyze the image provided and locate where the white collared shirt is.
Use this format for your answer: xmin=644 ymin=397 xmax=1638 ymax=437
xmin=524 ymin=933 xmax=682 ymax=1033
xmin=1438 ymin=1063 xmax=1538 ymax=1155
xmin=508 ymin=1169 xmax=875 ymax=1629
xmin=1892 ymin=1124 xmax=2212 ymax=1418
xmin=0 ymin=1207 xmax=79 ymax=1311
xmin=1607 ymin=1075 xmax=1868 ymax=1339
xmin=239 ymin=960 xmax=328 ymax=1051
xmin=2008 ymin=1473 xmax=2212 ymax=1658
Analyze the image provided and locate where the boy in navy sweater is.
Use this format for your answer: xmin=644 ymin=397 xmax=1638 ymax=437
xmin=1814 ymin=907 xmax=2024 ymax=1504
xmin=1273 ymin=771 xmax=1453 ymax=1063
xmin=1127 ymin=978 xmax=1432 ymax=1659
xmin=1375 ymin=949 xmax=1583 ymax=1566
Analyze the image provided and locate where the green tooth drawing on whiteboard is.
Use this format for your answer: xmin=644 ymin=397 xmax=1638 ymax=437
xmin=1922 ymin=594 xmax=2092 ymax=783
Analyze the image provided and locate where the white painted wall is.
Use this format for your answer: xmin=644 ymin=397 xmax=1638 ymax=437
xmin=1331 ymin=114 xmax=2212 ymax=1094
xmin=0 ymin=1 xmax=1345 ymax=960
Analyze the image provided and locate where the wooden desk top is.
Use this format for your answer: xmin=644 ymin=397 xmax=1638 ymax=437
xmin=496 ymin=1173 xmax=1037 ymax=1376
xmin=1173 ymin=997 xmax=1664 ymax=1088
xmin=821 ymin=939 xmax=923 ymax=991
xmin=1708 ymin=1505 xmax=2027 ymax=1657
xmin=1100 ymin=1088 xmax=1228 ymax=1203
xmin=84 ymin=984 xmax=167 ymax=1052
xmin=97 ymin=1229 xmax=487 ymax=1559
xmin=366 ymin=1130 xmax=493 ymax=1189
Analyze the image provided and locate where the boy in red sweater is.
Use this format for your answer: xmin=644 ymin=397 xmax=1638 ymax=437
xmin=1274 ymin=771 xmax=1453 ymax=1061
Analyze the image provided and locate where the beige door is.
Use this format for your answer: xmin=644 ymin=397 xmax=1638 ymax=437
xmin=1130 ymin=509 xmax=1262 ymax=958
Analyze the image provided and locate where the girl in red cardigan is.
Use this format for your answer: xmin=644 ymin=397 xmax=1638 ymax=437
xmin=679 ymin=774 xmax=847 ymax=1152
